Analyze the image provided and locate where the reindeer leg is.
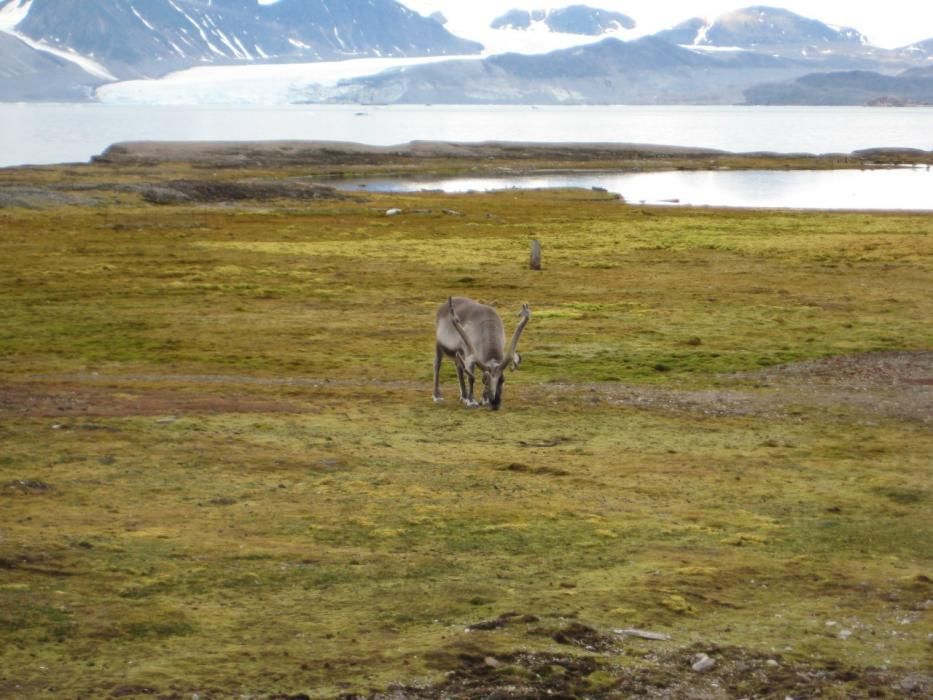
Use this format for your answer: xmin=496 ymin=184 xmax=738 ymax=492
xmin=452 ymin=352 xmax=477 ymax=407
xmin=465 ymin=364 xmax=480 ymax=407
xmin=433 ymin=344 xmax=444 ymax=402
xmin=456 ymin=364 xmax=470 ymax=405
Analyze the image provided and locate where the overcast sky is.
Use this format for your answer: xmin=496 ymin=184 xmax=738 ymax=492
xmin=397 ymin=1 xmax=933 ymax=49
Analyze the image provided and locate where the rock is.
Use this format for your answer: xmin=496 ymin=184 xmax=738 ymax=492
xmin=139 ymin=185 xmax=192 ymax=205
xmin=692 ymin=653 xmax=716 ymax=672
xmin=385 ymin=208 xmax=403 ymax=216
xmin=530 ymin=239 xmax=542 ymax=270
xmin=614 ymin=628 xmax=672 ymax=641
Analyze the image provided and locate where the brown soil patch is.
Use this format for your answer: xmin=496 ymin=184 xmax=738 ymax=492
xmin=133 ymin=178 xmax=349 ymax=204
xmin=0 ymin=380 xmax=300 ymax=418
xmin=2 ymin=351 xmax=930 ymax=423
xmin=544 ymin=351 xmax=933 ymax=424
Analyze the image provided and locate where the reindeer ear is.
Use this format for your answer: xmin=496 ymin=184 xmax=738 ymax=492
xmin=510 ymin=352 xmax=522 ymax=370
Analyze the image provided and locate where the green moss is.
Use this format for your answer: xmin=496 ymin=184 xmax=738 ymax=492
xmin=593 ymin=670 xmax=627 ymax=689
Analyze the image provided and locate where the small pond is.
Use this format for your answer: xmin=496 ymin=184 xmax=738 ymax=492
xmin=337 ymin=167 xmax=933 ymax=211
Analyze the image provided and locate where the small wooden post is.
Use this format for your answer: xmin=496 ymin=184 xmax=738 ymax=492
xmin=529 ymin=239 xmax=542 ymax=270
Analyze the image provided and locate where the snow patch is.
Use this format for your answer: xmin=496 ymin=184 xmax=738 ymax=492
xmin=168 ymin=40 xmax=187 ymax=58
xmin=694 ymin=21 xmax=713 ymax=46
xmin=0 ymin=0 xmax=33 ymax=31
xmin=167 ymin=0 xmax=225 ymax=57
xmin=685 ymin=44 xmax=748 ymax=53
xmin=130 ymin=6 xmax=156 ymax=31
xmin=232 ymin=35 xmax=253 ymax=60
xmin=333 ymin=27 xmax=346 ymax=49
xmin=214 ymin=29 xmax=247 ymax=59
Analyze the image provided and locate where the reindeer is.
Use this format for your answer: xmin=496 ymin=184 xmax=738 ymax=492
xmin=433 ymin=296 xmax=531 ymax=410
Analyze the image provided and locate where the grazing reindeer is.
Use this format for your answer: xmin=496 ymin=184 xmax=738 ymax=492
xmin=433 ymin=296 xmax=531 ymax=410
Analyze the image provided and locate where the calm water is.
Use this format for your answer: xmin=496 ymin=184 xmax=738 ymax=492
xmin=342 ymin=168 xmax=933 ymax=211
xmin=1 ymin=103 xmax=932 ymax=168
xmin=2 ymin=102 xmax=932 ymax=209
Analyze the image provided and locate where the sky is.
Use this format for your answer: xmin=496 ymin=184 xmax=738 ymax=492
xmin=397 ymin=1 xmax=933 ymax=50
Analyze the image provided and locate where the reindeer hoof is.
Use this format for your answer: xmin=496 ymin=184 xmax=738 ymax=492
xmin=433 ymin=395 xmax=444 ymax=403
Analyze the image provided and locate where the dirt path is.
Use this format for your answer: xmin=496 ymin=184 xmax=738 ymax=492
xmin=2 ymin=352 xmax=930 ymax=424
xmin=571 ymin=351 xmax=933 ymax=424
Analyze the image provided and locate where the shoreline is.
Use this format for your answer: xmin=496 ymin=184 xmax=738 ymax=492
xmin=2 ymin=139 xmax=932 ymax=211
xmin=90 ymin=139 xmax=933 ymax=172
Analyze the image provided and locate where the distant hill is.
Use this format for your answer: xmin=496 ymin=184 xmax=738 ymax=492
xmin=491 ymin=9 xmax=546 ymax=31
xmin=745 ymin=67 xmax=933 ymax=105
xmin=303 ymin=36 xmax=799 ymax=105
xmin=491 ymin=5 xmax=635 ymax=36
xmin=655 ymin=5 xmax=867 ymax=56
xmin=895 ymin=38 xmax=933 ymax=62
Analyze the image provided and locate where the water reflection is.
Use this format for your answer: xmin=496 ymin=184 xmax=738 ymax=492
xmin=344 ymin=167 xmax=933 ymax=211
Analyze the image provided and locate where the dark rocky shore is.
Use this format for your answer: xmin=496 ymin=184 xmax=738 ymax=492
xmin=92 ymin=139 xmax=933 ymax=170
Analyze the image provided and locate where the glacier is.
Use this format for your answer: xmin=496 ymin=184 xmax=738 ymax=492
xmin=95 ymin=4 xmax=642 ymax=106
xmin=96 ymin=55 xmax=476 ymax=105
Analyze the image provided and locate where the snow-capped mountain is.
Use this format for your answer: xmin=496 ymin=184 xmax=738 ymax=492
xmin=293 ymin=5 xmax=931 ymax=107
xmin=1 ymin=2 xmax=931 ymax=105
xmin=655 ymin=6 xmax=867 ymax=53
xmin=490 ymin=6 xmax=636 ymax=36
xmin=0 ymin=0 xmax=481 ymax=84
xmin=0 ymin=0 xmax=485 ymax=101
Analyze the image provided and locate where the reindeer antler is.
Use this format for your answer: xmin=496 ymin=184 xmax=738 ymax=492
xmin=504 ymin=303 xmax=531 ymax=370
xmin=454 ymin=351 xmax=475 ymax=380
xmin=448 ymin=297 xmax=486 ymax=370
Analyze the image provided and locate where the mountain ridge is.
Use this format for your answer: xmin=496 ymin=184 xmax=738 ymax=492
xmin=306 ymin=6 xmax=931 ymax=106
xmin=745 ymin=66 xmax=933 ymax=105
xmin=302 ymin=36 xmax=799 ymax=105
xmin=18 ymin=0 xmax=482 ymax=76
xmin=1 ymin=2 xmax=931 ymax=104
xmin=0 ymin=0 xmax=482 ymax=97
xmin=491 ymin=5 xmax=636 ymax=36
xmin=656 ymin=5 xmax=867 ymax=50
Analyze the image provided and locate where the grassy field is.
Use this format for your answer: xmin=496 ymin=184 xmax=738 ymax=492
xmin=0 ymin=170 xmax=931 ymax=698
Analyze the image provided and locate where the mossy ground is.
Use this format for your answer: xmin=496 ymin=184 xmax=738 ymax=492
xmin=0 ymin=170 xmax=930 ymax=698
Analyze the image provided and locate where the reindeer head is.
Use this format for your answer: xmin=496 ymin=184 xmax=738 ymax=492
xmin=481 ymin=360 xmax=507 ymax=410
xmin=489 ymin=303 xmax=531 ymax=409
xmin=447 ymin=298 xmax=531 ymax=410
